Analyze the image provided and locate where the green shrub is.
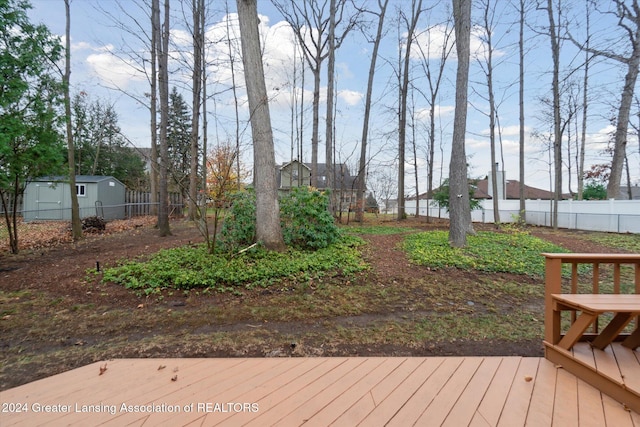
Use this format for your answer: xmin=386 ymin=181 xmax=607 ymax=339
xmin=279 ymin=187 xmax=340 ymax=250
xmin=220 ymin=187 xmax=340 ymax=252
xmin=219 ymin=190 xmax=256 ymax=251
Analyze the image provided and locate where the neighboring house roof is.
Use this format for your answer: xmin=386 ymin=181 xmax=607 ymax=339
xmin=410 ymin=179 xmax=565 ymax=201
xmin=476 ymin=179 xmax=564 ymax=200
xmin=32 ymin=175 xmax=123 ymax=184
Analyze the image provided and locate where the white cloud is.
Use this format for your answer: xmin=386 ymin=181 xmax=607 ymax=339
xmin=338 ymin=89 xmax=363 ymax=106
xmin=86 ymin=45 xmax=147 ymax=88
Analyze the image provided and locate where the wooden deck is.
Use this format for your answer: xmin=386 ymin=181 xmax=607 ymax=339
xmin=1 ymin=352 xmax=638 ymax=426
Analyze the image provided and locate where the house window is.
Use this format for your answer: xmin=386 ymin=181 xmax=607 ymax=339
xmin=76 ymin=184 xmax=86 ymax=197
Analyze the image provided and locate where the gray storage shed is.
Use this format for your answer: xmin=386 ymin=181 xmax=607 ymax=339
xmin=23 ymin=176 xmax=126 ymax=221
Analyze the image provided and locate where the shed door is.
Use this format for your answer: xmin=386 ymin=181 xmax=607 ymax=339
xmin=36 ymin=184 xmax=63 ymax=219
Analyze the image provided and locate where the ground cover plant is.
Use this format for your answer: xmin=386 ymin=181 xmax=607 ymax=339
xmin=0 ymin=216 xmax=635 ymax=392
xmin=403 ymin=229 xmax=569 ymax=276
xmin=100 ymin=234 xmax=367 ymax=295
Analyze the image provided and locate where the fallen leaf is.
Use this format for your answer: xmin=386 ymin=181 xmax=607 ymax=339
xmin=158 ymin=365 xmax=166 ymax=370
xmin=524 ymin=376 xmax=533 ymax=382
xmin=137 ymin=304 xmax=144 ymax=309
xmin=99 ymin=363 xmax=108 ymax=376
xmin=171 ymin=375 xmax=178 ymax=382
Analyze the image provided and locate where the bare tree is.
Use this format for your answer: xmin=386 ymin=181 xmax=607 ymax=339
xmin=64 ymin=0 xmax=82 ymax=241
xmin=325 ymin=0 xmax=337 ymax=213
xmin=449 ymin=0 xmax=473 ymax=247
xmin=354 ymin=0 xmax=389 ymax=222
xmin=605 ymin=1 xmax=639 ymax=199
xmin=236 ymin=0 xmax=286 ymax=251
xmin=397 ymin=0 xmax=423 ymax=221
xmin=153 ymin=0 xmax=172 ymax=236
xmin=577 ymin=0 xmax=593 ymax=200
xmin=517 ymin=0 xmax=527 ymax=221
xmin=188 ymin=0 xmax=204 ymax=220
xmin=544 ymin=0 xmax=562 ymax=228
xmin=477 ymin=0 xmax=501 ymax=226
xmin=272 ymin=0 xmax=357 ymax=188
xmin=415 ymin=16 xmax=454 ymax=223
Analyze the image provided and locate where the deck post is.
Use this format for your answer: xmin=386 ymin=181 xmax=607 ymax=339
xmin=544 ymin=255 xmax=563 ymax=346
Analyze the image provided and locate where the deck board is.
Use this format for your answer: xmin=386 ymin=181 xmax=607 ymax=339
xmin=1 ymin=355 xmax=637 ymax=427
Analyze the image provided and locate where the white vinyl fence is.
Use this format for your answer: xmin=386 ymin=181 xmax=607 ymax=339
xmin=404 ymin=199 xmax=640 ymax=234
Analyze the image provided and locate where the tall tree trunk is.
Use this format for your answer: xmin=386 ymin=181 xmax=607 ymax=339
xmin=356 ymin=0 xmax=389 ymax=223
xmin=236 ymin=0 xmax=286 ymax=251
xmin=325 ymin=0 xmax=336 ymax=214
xmin=578 ymin=1 xmax=590 ymax=200
xmin=64 ymin=0 xmax=82 ymax=241
xmin=311 ymin=60 xmax=321 ymax=188
xmin=397 ymin=0 xmax=422 ymax=221
xmin=188 ymin=0 xmax=203 ymax=220
xmin=150 ymin=0 xmax=159 ymax=217
xmin=449 ymin=0 xmax=473 ymax=247
xmin=546 ymin=0 xmax=562 ymax=229
xmin=608 ymin=47 xmax=640 ymax=198
xmin=518 ymin=0 xmax=526 ymax=221
xmin=483 ymin=0 xmax=500 ymax=227
xmin=156 ymin=0 xmax=172 ymax=236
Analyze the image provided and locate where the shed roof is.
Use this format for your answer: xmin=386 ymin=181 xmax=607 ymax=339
xmin=32 ymin=175 xmax=123 ymax=185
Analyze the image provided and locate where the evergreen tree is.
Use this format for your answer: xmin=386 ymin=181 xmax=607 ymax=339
xmin=0 ymin=0 xmax=65 ymax=253
xmin=167 ymin=87 xmax=192 ymax=197
xmin=70 ymin=93 xmax=146 ymax=189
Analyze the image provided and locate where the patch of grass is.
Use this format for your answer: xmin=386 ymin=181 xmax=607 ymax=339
xmin=101 ymin=234 xmax=368 ymax=295
xmin=404 ymin=230 xmax=569 ymax=277
xmin=579 ymin=232 xmax=640 ymax=253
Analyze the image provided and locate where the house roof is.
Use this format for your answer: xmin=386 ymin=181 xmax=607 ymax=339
xmin=410 ymin=179 xmax=565 ymax=201
xmin=278 ymin=161 xmax=358 ymax=190
xmin=476 ymin=179 xmax=563 ymax=200
xmin=32 ymin=175 xmax=123 ymax=185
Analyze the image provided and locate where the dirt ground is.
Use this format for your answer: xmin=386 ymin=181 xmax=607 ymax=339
xmin=0 ymin=216 xmax=624 ymax=391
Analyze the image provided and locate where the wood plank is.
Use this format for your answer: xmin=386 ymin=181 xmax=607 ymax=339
xmin=610 ymin=345 xmax=640 ymax=396
xmin=473 ymin=357 xmax=522 ymax=426
xmin=593 ymin=344 xmax=624 ymax=384
xmin=418 ymin=357 xmax=487 ymax=426
xmin=357 ymin=358 xmax=445 ymax=426
xmin=601 ymin=393 xmax=635 ymax=427
xmin=576 ymin=377 xmax=607 ymax=427
xmin=300 ymin=357 xmax=402 ymax=427
xmin=330 ymin=357 xmax=424 ymax=426
xmin=241 ymin=358 xmax=359 ymax=426
xmin=496 ymin=357 xmax=539 ymax=427
xmin=155 ymin=358 xmax=304 ymax=426
xmin=552 ymin=366 xmax=580 ymax=427
xmin=385 ymin=357 xmax=464 ymax=426
xmin=525 ymin=358 xmax=557 ymax=427
xmin=219 ymin=358 xmax=340 ymax=426
xmin=441 ymin=357 xmax=502 ymax=427
xmin=271 ymin=358 xmax=386 ymax=426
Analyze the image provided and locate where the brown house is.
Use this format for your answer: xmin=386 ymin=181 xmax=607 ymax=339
xmin=277 ymin=160 xmax=361 ymax=210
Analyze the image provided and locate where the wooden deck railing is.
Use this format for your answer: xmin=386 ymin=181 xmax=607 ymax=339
xmin=542 ymin=253 xmax=640 ymax=413
xmin=543 ymin=253 xmax=640 ymax=344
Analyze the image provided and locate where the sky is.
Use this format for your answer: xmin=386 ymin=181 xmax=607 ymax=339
xmin=25 ymin=0 xmax=640 ymax=197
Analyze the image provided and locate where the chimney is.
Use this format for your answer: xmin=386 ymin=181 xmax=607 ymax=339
xmin=487 ymin=164 xmax=506 ymax=200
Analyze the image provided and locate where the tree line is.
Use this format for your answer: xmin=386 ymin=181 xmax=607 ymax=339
xmin=2 ymin=0 xmax=639 ymax=253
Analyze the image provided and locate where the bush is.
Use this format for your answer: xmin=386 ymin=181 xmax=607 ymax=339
xmin=219 ymin=190 xmax=256 ymax=252
xmin=219 ymin=187 xmax=340 ymax=252
xmin=279 ymin=187 xmax=340 ymax=250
